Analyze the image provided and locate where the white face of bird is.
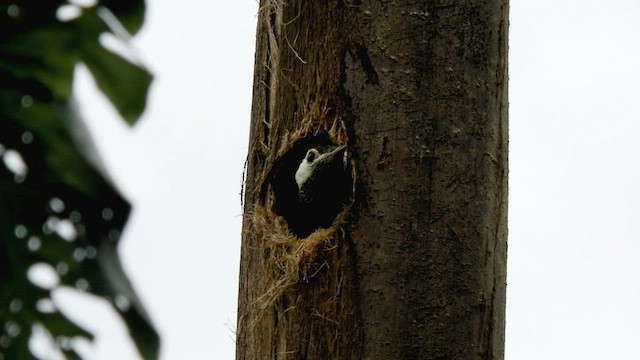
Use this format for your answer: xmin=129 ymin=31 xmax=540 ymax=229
xmin=295 ymin=145 xmax=347 ymax=190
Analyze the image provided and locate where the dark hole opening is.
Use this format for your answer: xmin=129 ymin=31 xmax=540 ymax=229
xmin=268 ymin=135 xmax=352 ymax=238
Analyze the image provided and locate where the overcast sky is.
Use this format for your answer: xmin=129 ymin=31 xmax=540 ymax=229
xmin=53 ymin=0 xmax=640 ymax=359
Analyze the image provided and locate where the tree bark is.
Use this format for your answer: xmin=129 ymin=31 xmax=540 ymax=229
xmin=236 ymin=1 xmax=508 ymax=360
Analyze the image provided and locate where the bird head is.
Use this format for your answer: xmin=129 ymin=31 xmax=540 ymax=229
xmin=295 ymin=144 xmax=347 ymax=190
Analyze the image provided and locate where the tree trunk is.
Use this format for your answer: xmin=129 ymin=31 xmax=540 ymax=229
xmin=236 ymin=1 xmax=508 ymax=360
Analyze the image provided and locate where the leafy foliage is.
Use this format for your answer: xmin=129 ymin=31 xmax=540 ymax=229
xmin=0 ymin=1 xmax=157 ymax=359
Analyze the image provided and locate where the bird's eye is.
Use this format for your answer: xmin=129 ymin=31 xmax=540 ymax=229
xmin=306 ymin=150 xmax=316 ymax=162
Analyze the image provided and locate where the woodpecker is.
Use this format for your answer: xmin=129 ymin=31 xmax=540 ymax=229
xmin=292 ymin=144 xmax=350 ymax=236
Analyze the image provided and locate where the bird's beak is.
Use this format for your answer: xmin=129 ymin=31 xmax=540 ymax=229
xmin=327 ymin=145 xmax=346 ymax=158
xmin=325 ymin=145 xmax=347 ymax=168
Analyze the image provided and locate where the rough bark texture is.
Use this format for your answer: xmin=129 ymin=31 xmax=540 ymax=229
xmin=236 ymin=1 xmax=508 ymax=359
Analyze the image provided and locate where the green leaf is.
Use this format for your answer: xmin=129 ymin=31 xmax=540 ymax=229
xmin=0 ymin=26 xmax=77 ymax=100
xmin=81 ymin=43 xmax=153 ymax=125
xmin=96 ymin=242 xmax=160 ymax=360
xmin=1 ymin=1 xmax=157 ymax=359
xmin=99 ymin=1 xmax=146 ymax=35
xmin=0 ymin=87 xmax=117 ymax=199
xmin=39 ymin=312 xmax=94 ymax=340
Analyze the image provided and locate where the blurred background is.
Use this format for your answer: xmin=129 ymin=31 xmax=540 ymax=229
xmin=60 ymin=0 xmax=640 ymax=359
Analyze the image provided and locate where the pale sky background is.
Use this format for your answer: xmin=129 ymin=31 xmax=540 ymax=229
xmin=50 ymin=0 xmax=640 ymax=359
